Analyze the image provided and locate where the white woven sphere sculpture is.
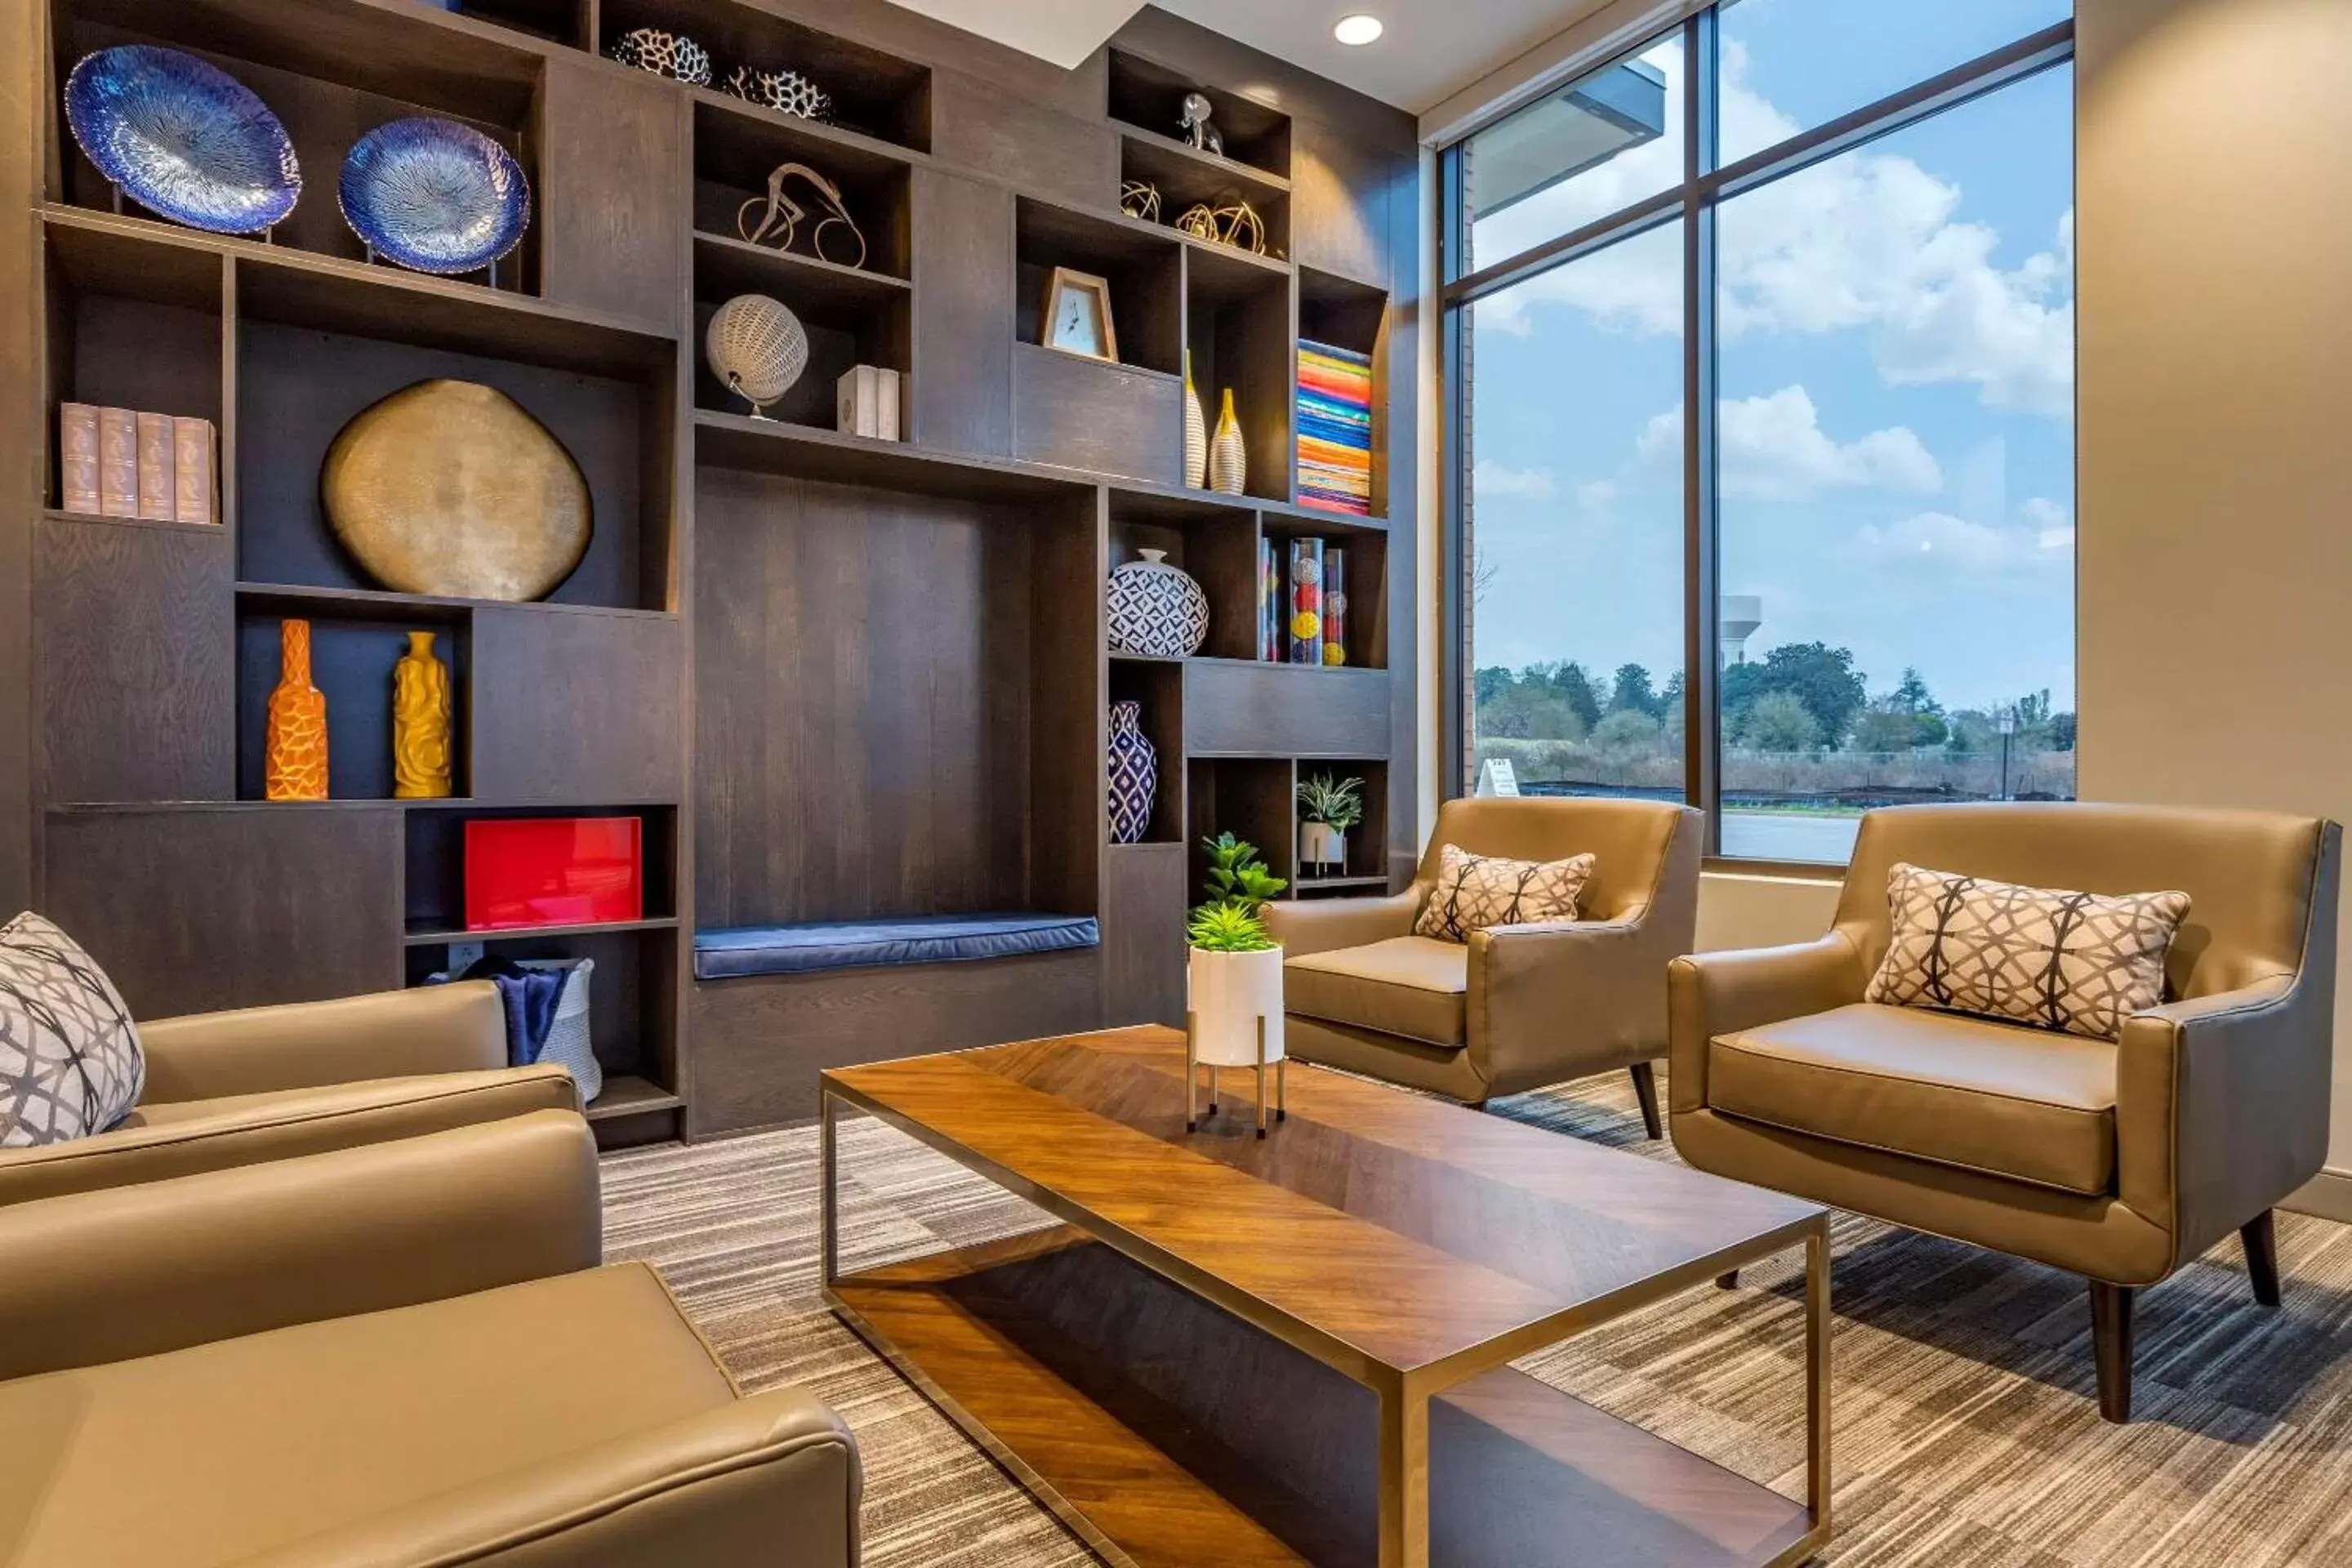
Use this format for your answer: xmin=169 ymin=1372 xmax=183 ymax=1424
xmin=706 ymin=293 xmax=809 ymax=413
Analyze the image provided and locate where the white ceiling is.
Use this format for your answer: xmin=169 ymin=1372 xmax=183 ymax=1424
xmin=879 ymin=0 xmax=1619 ymax=113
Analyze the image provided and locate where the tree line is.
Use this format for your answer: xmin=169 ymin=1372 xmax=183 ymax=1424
xmin=1475 ymin=643 xmax=2077 ymax=757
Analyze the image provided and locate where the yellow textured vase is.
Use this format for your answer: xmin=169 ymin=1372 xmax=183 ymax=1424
xmin=392 ymin=630 xmax=453 ymax=800
xmin=1208 ymin=387 xmax=1246 ymax=495
xmin=265 ymin=618 xmax=329 ymax=802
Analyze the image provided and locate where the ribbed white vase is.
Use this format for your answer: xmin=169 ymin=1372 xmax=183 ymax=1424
xmin=1183 ymin=354 xmax=1209 ymax=488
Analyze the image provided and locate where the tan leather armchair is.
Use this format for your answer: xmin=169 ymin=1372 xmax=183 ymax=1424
xmin=0 ymin=1111 xmax=862 ymax=1566
xmin=0 ymin=981 xmax=577 ymax=1207
xmin=1671 ymin=803 xmax=2341 ymax=1423
xmin=1263 ymin=796 xmax=1703 ymax=1130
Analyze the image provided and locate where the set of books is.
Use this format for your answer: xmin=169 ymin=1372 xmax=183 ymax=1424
xmin=835 ymin=366 xmax=903 ymax=441
xmin=1297 ymin=340 xmax=1374 ymax=517
xmin=59 ymin=403 xmax=215 ymax=525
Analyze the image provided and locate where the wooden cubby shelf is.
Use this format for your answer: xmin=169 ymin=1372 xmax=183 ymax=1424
xmin=1107 ymin=48 xmax=1290 ymax=180
xmin=603 ymin=0 xmax=933 ymax=150
xmin=21 ymin=0 xmax=1418 ymax=1140
xmin=403 ymin=915 xmax=681 ymax=947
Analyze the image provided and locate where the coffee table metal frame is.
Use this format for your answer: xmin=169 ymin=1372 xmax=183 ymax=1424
xmin=819 ymin=1067 xmax=1832 ymax=1568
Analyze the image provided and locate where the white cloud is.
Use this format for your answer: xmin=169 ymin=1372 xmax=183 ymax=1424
xmin=1467 ymin=41 xmax=2074 ymax=417
xmin=2020 ymin=497 xmax=2074 ymax=551
xmin=1855 ymin=510 xmax=2074 ymax=572
xmin=1472 ymin=460 xmax=1557 ymax=501
xmin=1576 ymin=479 xmax=1621 ymax=510
xmin=1637 ymin=386 xmax=1942 ymax=500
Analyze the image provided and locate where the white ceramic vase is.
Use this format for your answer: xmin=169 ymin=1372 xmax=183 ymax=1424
xmin=1186 ymin=944 xmax=1285 ymax=1068
xmin=1299 ymin=821 xmax=1344 ymax=874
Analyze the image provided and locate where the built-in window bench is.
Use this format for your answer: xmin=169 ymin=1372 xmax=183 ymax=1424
xmin=692 ymin=913 xmax=1102 ymax=980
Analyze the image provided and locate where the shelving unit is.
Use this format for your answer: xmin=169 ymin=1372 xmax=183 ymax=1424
xmin=15 ymin=0 xmax=1421 ymax=1138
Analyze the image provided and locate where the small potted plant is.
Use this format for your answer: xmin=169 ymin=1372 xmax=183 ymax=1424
xmin=1296 ymin=773 xmax=1365 ymax=877
xmin=1187 ymin=833 xmax=1288 ymax=1130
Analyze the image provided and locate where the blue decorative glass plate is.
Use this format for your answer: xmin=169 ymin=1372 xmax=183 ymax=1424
xmin=65 ymin=46 xmax=301 ymax=235
xmin=339 ymin=117 xmax=531 ymax=276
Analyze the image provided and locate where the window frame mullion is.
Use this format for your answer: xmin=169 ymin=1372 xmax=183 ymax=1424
xmin=1682 ymin=7 xmax=1721 ymax=855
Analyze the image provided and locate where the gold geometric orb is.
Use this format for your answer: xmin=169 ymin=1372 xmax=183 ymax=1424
xmin=322 ymin=379 xmax=591 ymax=601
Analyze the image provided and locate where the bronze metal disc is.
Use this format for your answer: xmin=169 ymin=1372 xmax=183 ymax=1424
xmin=321 ymin=378 xmax=592 ymax=601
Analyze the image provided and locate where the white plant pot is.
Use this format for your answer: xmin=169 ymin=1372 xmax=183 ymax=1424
xmin=1299 ymin=821 xmax=1344 ymax=873
xmin=1187 ymin=944 xmax=1285 ymax=1067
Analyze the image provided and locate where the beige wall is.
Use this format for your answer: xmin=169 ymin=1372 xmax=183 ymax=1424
xmin=2077 ymin=0 xmax=2352 ymax=1182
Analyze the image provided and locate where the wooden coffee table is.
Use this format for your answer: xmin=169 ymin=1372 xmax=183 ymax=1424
xmin=821 ymin=1027 xmax=1830 ymax=1568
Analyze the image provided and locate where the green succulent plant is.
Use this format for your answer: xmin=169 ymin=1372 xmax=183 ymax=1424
xmin=1296 ymin=773 xmax=1365 ymax=831
xmin=1198 ymin=832 xmax=1287 ymax=913
xmin=1186 ymin=900 xmax=1276 ymax=952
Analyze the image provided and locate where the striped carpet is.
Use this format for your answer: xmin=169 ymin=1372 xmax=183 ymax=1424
xmin=601 ymin=1069 xmax=2352 ymax=1566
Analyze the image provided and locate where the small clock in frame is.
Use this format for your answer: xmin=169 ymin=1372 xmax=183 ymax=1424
xmin=1040 ymin=266 xmax=1119 ymax=363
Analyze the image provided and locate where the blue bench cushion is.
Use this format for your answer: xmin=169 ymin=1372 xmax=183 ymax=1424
xmin=694 ymin=912 xmax=1100 ymax=980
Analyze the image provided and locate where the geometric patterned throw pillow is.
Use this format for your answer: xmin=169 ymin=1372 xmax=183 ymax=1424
xmin=1864 ymin=863 xmax=2191 ymax=1041
xmin=0 ymin=911 xmax=145 ymax=1147
xmin=1414 ymin=843 xmax=1596 ymax=943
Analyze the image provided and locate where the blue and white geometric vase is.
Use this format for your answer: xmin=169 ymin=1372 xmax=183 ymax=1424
xmin=1107 ymin=549 xmax=1209 ymax=660
xmin=1107 ymin=700 xmax=1157 ymax=844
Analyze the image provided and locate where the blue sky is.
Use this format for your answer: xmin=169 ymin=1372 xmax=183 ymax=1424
xmin=1467 ymin=0 xmax=2075 ymax=718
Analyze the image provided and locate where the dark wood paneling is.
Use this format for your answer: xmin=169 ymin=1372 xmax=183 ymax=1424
xmin=1028 ymin=495 xmax=1103 ymax=916
xmin=537 ymin=54 xmax=684 ymax=329
xmin=932 ymin=68 xmax=1116 ymax=209
xmin=1103 ymin=841 xmax=1185 ymax=1027
xmin=1185 ymin=662 xmax=1389 ymax=759
xmin=42 ymin=804 xmax=403 ymax=1016
xmin=911 ymin=169 xmax=1014 ymax=457
xmin=471 ymin=607 xmax=685 ymax=803
xmin=691 ymin=949 xmax=1102 ymax=1130
xmin=692 ymin=466 xmax=1033 ymax=927
xmin=1290 ymin=118 xmax=1405 ymax=292
xmin=38 ymin=519 xmax=234 ymax=805
xmin=1012 ymin=346 xmax=1181 ymax=486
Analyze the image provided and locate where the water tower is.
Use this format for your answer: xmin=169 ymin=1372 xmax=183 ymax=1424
xmin=1719 ymin=595 xmax=1762 ymax=665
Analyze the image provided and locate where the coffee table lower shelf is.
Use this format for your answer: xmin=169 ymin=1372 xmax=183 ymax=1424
xmin=829 ymin=1225 xmax=1816 ymax=1568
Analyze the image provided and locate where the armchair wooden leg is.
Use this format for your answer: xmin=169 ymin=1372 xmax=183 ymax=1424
xmin=2089 ymin=1280 xmax=2136 ymax=1423
xmin=1715 ymin=1271 xmax=1739 ymax=1290
xmin=1628 ymin=1061 xmax=1664 ymax=1141
xmin=2242 ymin=1210 xmax=2282 ymax=1307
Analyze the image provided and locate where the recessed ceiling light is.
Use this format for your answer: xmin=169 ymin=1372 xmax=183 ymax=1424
xmin=1334 ymin=14 xmax=1384 ymax=45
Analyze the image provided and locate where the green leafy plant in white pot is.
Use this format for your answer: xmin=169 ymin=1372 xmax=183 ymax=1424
xmin=1186 ymin=833 xmax=1288 ymax=1134
xmin=1295 ymin=773 xmax=1364 ymax=876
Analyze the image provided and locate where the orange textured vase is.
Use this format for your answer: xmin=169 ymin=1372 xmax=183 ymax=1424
xmin=265 ymin=618 xmax=330 ymax=801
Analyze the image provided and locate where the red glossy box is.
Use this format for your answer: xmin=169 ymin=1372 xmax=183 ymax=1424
xmin=464 ymin=817 xmax=643 ymax=931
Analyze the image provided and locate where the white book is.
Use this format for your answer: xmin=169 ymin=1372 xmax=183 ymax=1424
xmin=59 ymin=403 xmax=100 ymax=514
xmin=172 ymin=416 xmax=216 ymax=525
xmin=136 ymin=411 xmax=176 ymax=521
xmin=96 ymin=407 xmax=138 ymax=518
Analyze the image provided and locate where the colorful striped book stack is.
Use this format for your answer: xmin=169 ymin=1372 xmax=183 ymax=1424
xmin=1296 ymin=339 xmax=1374 ymax=517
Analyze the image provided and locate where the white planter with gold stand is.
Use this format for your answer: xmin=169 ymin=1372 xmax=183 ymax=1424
xmin=1185 ymin=944 xmax=1286 ymax=1136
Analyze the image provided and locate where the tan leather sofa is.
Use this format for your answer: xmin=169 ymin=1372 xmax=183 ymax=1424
xmin=1670 ymin=802 xmax=2341 ymax=1423
xmin=0 ymin=1109 xmax=862 ymax=1566
xmin=0 ymin=981 xmax=577 ymax=1207
xmin=1264 ymin=796 xmax=1703 ymax=1129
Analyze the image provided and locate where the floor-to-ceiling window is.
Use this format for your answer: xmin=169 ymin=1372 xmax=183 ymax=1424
xmin=1446 ymin=1 xmax=2075 ymax=864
